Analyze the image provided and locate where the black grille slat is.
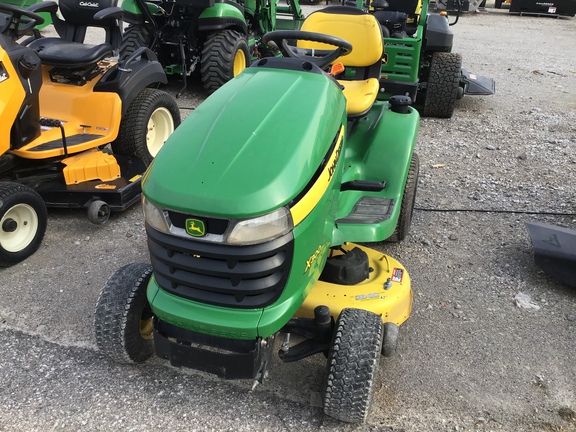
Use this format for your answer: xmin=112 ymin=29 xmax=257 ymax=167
xmin=146 ymin=224 xmax=294 ymax=308
xmin=148 ymin=240 xmax=288 ymax=279
xmin=153 ymin=265 xmax=284 ymax=296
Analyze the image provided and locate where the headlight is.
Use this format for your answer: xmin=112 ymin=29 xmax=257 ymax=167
xmin=142 ymin=197 xmax=170 ymax=234
xmin=227 ymin=207 xmax=293 ymax=245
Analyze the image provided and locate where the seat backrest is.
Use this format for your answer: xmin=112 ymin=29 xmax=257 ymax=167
xmin=299 ymin=6 xmax=383 ymax=69
xmin=53 ymin=0 xmax=121 ymax=48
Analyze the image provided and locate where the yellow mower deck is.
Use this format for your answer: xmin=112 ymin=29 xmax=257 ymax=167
xmin=296 ymin=243 xmax=412 ymax=326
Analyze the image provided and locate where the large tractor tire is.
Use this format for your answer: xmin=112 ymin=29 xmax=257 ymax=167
xmin=94 ymin=263 xmax=155 ymax=364
xmin=323 ymin=308 xmax=384 ymax=423
xmin=422 ymin=52 xmax=462 ymax=118
xmin=387 ymin=152 xmax=419 ymax=243
xmin=112 ymin=88 xmax=181 ymax=166
xmin=119 ymin=25 xmax=153 ymax=60
xmin=200 ymin=29 xmax=249 ymax=93
xmin=0 ymin=182 xmax=47 ymax=267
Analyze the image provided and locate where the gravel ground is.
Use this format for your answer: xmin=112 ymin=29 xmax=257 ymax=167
xmin=1 ymin=4 xmax=575 ymax=431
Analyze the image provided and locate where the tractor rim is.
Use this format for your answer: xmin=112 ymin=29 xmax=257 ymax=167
xmin=233 ymin=49 xmax=246 ymax=77
xmin=140 ymin=317 xmax=154 ymax=341
xmin=0 ymin=204 xmax=38 ymax=253
xmin=146 ymin=107 xmax=175 ymax=157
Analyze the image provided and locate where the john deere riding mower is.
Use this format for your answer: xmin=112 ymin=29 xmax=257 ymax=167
xmin=348 ymin=0 xmax=495 ymax=117
xmin=94 ymin=7 xmax=417 ymax=423
xmin=117 ymin=0 xmax=305 ymax=94
xmin=0 ymin=1 xmax=180 ymax=266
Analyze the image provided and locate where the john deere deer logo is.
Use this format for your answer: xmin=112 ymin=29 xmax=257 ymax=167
xmin=185 ymin=218 xmax=206 ymax=237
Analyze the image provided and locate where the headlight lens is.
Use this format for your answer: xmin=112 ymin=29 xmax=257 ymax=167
xmin=142 ymin=197 xmax=170 ymax=234
xmin=227 ymin=207 xmax=293 ymax=245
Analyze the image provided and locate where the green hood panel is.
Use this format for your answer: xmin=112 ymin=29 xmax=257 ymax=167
xmin=144 ymin=67 xmax=345 ymax=217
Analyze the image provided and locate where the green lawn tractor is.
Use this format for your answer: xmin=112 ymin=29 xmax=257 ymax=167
xmin=117 ymin=0 xmax=305 ymax=95
xmin=0 ymin=1 xmax=180 ymax=266
xmin=352 ymin=0 xmax=495 ymax=117
xmin=94 ymin=6 xmax=417 ymax=423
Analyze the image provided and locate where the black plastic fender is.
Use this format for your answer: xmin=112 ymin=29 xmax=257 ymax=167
xmin=94 ymin=47 xmax=167 ymax=115
xmin=424 ymin=14 xmax=453 ymax=52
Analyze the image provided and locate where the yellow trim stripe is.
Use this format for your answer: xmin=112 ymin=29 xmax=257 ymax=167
xmin=290 ymin=126 xmax=344 ymax=226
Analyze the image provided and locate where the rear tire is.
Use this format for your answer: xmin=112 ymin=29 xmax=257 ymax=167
xmin=119 ymin=25 xmax=153 ymax=60
xmin=422 ymin=52 xmax=462 ymax=118
xmin=94 ymin=263 xmax=155 ymax=364
xmin=0 ymin=182 xmax=47 ymax=267
xmin=387 ymin=153 xmax=419 ymax=243
xmin=323 ymin=308 xmax=383 ymax=423
xmin=201 ymin=30 xmax=249 ymax=93
xmin=112 ymin=88 xmax=181 ymax=166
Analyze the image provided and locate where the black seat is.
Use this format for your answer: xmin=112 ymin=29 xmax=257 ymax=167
xmin=27 ymin=0 xmax=123 ymax=68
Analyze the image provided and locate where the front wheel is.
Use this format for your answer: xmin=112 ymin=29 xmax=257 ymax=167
xmin=94 ymin=263 xmax=155 ymax=364
xmin=112 ymin=88 xmax=181 ymax=166
xmin=323 ymin=308 xmax=384 ymax=423
xmin=0 ymin=182 xmax=47 ymax=267
xmin=421 ymin=52 xmax=462 ymax=118
xmin=200 ymin=30 xmax=249 ymax=94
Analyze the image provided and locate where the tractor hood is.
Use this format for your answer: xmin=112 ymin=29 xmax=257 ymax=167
xmin=143 ymin=64 xmax=346 ymax=218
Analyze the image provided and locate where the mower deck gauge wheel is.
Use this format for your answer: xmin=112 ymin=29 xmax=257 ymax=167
xmin=87 ymin=200 xmax=111 ymax=225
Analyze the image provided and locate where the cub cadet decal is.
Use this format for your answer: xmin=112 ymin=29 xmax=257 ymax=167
xmin=95 ymin=184 xmax=116 ymax=190
xmin=79 ymin=1 xmax=99 ymax=7
xmin=185 ymin=218 xmax=206 ymax=237
xmin=304 ymin=243 xmax=328 ymax=274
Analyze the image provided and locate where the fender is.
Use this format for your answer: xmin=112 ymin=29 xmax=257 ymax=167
xmin=94 ymin=47 xmax=167 ymax=115
xmin=198 ymin=1 xmax=247 ymax=35
xmin=336 ymin=101 xmax=419 ymax=242
xmin=424 ymin=13 xmax=454 ymax=52
xmin=120 ymin=0 xmax=165 ymax=25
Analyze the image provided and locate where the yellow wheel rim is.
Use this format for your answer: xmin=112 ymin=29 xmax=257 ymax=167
xmin=233 ymin=49 xmax=246 ymax=77
xmin=140 ymin=317 xmax=154 ymax=341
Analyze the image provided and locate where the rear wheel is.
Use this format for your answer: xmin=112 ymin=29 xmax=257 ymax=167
xmin=119 ymin=25 xmax=153 ymax=60
xmin=112 ymin=88 xmax=181 ymax=166
xmin=387 ymin=152 xmax=419 ymax=243
xmin=201 ymin=30 xmax=249 ymax=93
xmin=0 ymin=182 xmax=47 ymax=267
xmin=323 ymin=308 xmax=384 ymax=423
xmin=94 ymin=263 xmax=155 ymax=364
xmin=422 ymin=52 xmax=462 ymax=118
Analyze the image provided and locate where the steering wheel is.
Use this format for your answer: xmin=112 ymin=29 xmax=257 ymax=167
xmin=262 ymin=30 xmax=352 ymax=69
xmin=0 ymin=3 xmax=44 ymax=40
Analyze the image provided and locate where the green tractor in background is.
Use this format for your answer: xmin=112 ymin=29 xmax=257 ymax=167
xmin=350 ymin=0 xmax=495 ymax=117
xmin=119 ymin=0 xmax=305 ymax=94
